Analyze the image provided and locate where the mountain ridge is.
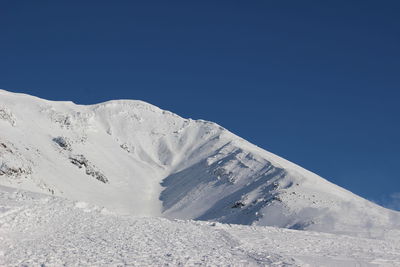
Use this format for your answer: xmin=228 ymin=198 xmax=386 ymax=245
xmin=0 ymin=89 xmax=399 ymax=238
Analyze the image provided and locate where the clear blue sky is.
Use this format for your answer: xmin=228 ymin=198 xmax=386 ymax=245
xmin=1 ymin=1 xmax=399 ymax=210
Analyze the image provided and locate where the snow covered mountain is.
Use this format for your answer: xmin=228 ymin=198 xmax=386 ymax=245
xmin=0 ymin=89 xmax=399 ymax=238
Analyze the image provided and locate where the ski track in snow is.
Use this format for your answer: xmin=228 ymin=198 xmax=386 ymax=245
xmin=1 ymin=186 xmax=400 ymax=267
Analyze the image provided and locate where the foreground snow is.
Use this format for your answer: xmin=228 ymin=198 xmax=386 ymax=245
xmin=1 ymin=186 xmax=399 ymax=266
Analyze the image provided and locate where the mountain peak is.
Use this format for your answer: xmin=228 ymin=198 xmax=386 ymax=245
xmin=0 ymin=89 xmax=399 ymax=238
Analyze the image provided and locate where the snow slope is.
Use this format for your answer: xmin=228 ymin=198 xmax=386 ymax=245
xmin=0 ymin=89 xmax=399 ymax=238
xmin=1 ymin=185 xmax=400 ymax=266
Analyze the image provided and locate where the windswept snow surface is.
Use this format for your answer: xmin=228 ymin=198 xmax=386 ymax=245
xmin=0 ymin=89 xmax=399 ymax=238
xmin=1 ymin=186 xmax=400 ymax=266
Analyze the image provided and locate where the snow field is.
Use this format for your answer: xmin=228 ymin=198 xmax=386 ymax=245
xmin=1 ymin=186 xmax=400 ymax=266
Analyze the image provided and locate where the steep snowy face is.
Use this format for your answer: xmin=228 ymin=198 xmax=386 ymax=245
xmin=0 ymin=89 xmax=399 ymax=237
xmin=0 ymin=89 xmax=231 ymax=216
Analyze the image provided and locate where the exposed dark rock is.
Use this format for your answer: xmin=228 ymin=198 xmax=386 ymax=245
xmin=0 ymin=108 xmax=16 ymax=126
xmin=69 ymin=154 xmax=108 ymax=183
xmin=53 ymin=136 xmax=72 ymax=151
xmin=0 ymin=164 xmax=31 ymax=177
xmin=232 ymin=201 xmax=245 ymax=208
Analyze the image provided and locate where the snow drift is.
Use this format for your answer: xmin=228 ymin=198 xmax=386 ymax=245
xmin=0 ymin=89 xmax=399 ymax=237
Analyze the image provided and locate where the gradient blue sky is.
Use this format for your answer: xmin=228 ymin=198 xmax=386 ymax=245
xmin=1 ymin=1 xmax=399 ymax=210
